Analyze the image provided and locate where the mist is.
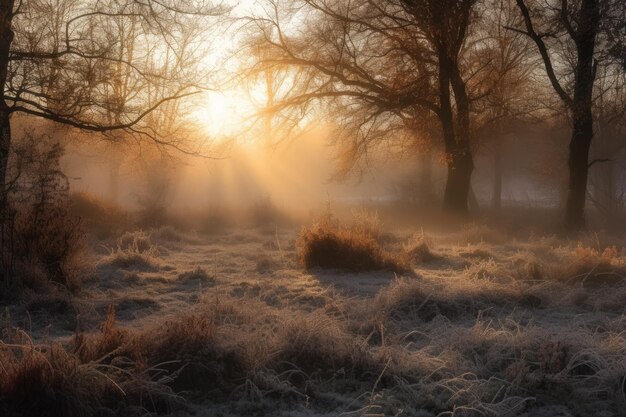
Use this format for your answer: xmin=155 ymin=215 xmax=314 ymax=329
xmin=0 ymin=1 xmax=625 ymax=417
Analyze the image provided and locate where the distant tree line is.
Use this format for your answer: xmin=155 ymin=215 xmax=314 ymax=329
xmin=241 ymin=0 xmax=626 ymax=231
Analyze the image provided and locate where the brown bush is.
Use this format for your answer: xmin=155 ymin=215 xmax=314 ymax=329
xmin=296 ymin=216 xmax=408 ymax=273
xmin=69 ymin=192 xmax=133 ymax=239
xmin=1 ymin=137 xmax=88 ymax=297
xmin=2 ymin=201 xmax=87 ymax=295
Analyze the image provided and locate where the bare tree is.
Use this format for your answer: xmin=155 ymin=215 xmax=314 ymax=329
xmin=242 ymin=0 xmax=498 ymax=215
xmin=588 ymin=64 xmax=626 ymax=221
xmin=471 ymin=0 xmax=537 ymax=209
xmin=0 ymin=0 xmax=225 ymax=207
xmin=398 ymin=0 xmax=478 ymax=214
xmin=511 ymin=0 xmax=623 ymax=230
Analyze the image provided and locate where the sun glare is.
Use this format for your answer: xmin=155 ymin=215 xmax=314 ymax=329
xmin=195 ymin=91 xmax=245 ymax=137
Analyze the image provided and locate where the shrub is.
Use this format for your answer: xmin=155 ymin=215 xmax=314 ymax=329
xmin=296 ymin=215 xmax=407 ymax=273
xmin=1 ymin=138 xmax=88 ymax=296
xmin=68 ymin=192 xmax=132 ymax=239
xmin=8 ymin=202 xmax=86 ymax=291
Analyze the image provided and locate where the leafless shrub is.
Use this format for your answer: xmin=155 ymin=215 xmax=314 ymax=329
xmin=1 ymin=135 xmax=88 ymax=297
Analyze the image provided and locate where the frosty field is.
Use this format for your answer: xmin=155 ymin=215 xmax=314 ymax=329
xmin=2 ymin=220 xmax=624 ymax=417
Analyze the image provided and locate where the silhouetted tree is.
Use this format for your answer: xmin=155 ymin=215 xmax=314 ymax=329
xmin=512 ymin=0 xmax=623 ymax=230
xmin=244 ymin=0 xmax=497 ymax=215
xmin=472 ymin=0 xmax=537 ymax=209
xmin=399 ymin=0 xmax=478 ymax=214
xmin=0 ymin=0 xmax=224 ymax=207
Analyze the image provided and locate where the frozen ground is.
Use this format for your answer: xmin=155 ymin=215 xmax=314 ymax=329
xmin=5 ymin=223 xmax=626 ymax=417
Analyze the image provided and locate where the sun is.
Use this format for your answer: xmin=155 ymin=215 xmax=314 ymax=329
xmin=194 ymin=91 xmax=244 ymax=137
xmin=195 ymin=88 xmax=262 ymax=138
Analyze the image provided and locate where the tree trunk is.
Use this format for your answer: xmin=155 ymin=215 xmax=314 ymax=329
xmin=565 ymin=114 xmax=593 ymax=230
xmin=0 ymin=111 xmax=9 ymax=202
xmin=564 ymin=0 xmax=599 ymax=231
xmin=439 ymin=54 xmax=473 ymax=216
xmin=443 ymin=150 xmax=473 ymax=214
xmin=0 ymin=1 xmax=14 ymax=207
xmin=418 ymin=148 xmax=434 ymax=203
xmin=492 ymin=137 xmax=503 ymax=209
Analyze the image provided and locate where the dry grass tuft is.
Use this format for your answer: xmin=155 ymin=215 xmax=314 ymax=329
xmin=0 ymin=341 xmax=131 ymax=417
xmin=296 ymin=215 xmax=408 ymax=273
xmin=564 ymin=243 xmax=626 ymax=286
xmin=99 ymin=231 xmax=163 ymax=271
xmin=117 ymin=230 xmax=154 ymax=253
xmin=102 ymin=245 xmax=162 ymax=271
xmin=405 ymin=233 xmax=439 ymax=263
xmin=178 ymin=266 xmax=215 ymax=284
xmin=274 ymin=312 xmax=375 ymax=376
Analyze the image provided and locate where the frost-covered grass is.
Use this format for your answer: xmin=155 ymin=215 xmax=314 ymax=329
xmin=1 ymin=223 xmax=624 ymax=417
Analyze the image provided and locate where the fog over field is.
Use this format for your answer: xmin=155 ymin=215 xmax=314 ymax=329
xmin=0 ymin=1 xmax=625 ymax=417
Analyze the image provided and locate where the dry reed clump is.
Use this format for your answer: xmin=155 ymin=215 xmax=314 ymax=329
xmin=508 ymin=251 xmax=547 ymax=282
xmin=296 ymin=215 xmax=408 ymax=273
xmin=370 ymin=278 xmax=470 ymax=324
